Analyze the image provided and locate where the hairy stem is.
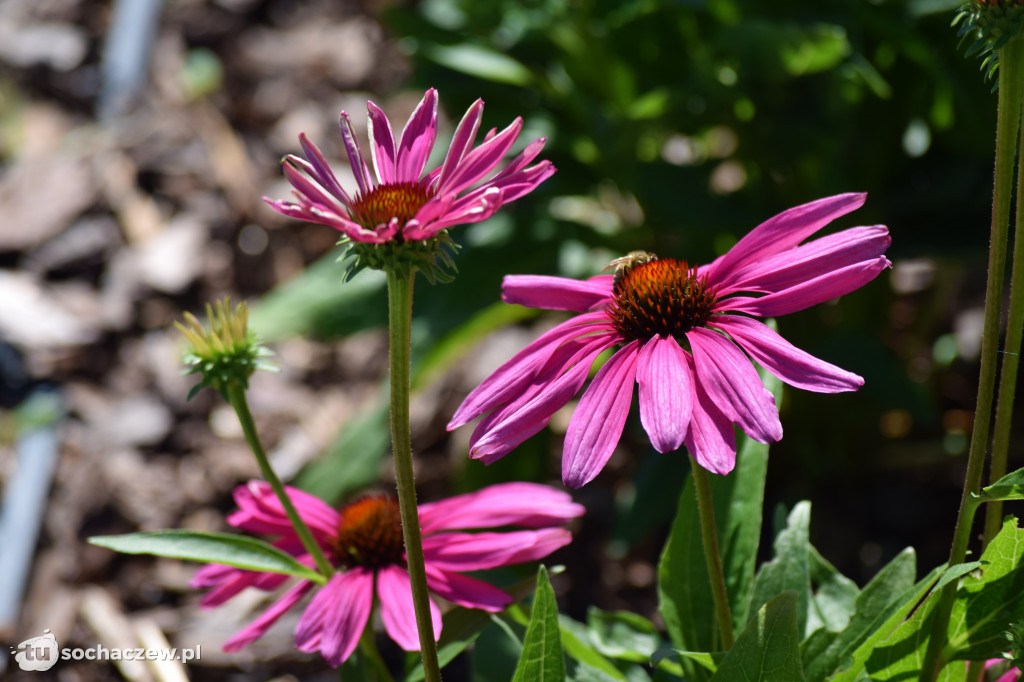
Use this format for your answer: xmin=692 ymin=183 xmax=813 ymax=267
xmin=921 ymin=36 xmax=1024 ymax=682
xmin=983 ymin=54 xmax=1024 ymax=545
xmin=689 ymin=456 xmax=735 ymax=650
xmin=386 ymin=269 xmax=442 ymax=682
xmin=226 ymin=384 xmax=334 ymax=579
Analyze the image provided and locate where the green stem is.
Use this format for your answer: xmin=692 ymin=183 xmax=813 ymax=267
xmin=983 ymin=48 xmax=1024 ymax=546
xmin=689 ymin=456 xmax=735 ymax=650
xmin=921 ymin=37 xmax=1024 ymax=682
xmin=226 ymin=384 xmax=334 ymax=580
xmin=358 ymin=617 xmax=396 ymax=682
xmin=386 ymin=269 xmax=442 ymax=682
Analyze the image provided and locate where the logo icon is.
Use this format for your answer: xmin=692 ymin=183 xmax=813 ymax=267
xmin=11 ymin=629 xmax=59 ymax=671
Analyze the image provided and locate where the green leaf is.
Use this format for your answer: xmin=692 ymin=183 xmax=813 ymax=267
xmin=423 ymin=43 xmax=533 ymax=85
xmin=512 ymin=565 xmax=567 ymax=682
xmin=978 ymin=467 xmax=1024 ymax=501
xmin=87 ymin=530 xmax=324 ymax=583
xmin=651 ymin=649 xmax=722 ymax=674
xmin=558 ymin=616 xmax=629 ymax=682
xmin=748 ymin=501 xmax=812 ymax=638
xmin=585 ymin=608 xmax=660 ymax=663
xmin=709 ymin=591 xmax=805 ymax=681
xmin=658 ymin=370 xmax=779 ymax=681
xmin=806 ymin=544 xmax=860 ymax=634
xmin=804 ymin=548 xmax=921 ymax=682
xmin=819 ymin=548 xmax=933 ymax=679
xmin=945 ymin=516 xmax=1024 ymax=661
xmin=404 ymin=606 xmax=484 ymax=682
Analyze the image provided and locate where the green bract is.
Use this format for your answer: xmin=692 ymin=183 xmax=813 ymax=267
xmin=338 ymin=231 xmax=460 ymax=283
xmin=175 ymin=299 xmax=276 ymax=400
xmin=955 ymin=1 xmax=1024 ymax=79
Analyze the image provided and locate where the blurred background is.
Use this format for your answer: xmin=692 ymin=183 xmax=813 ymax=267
xmin=0 ymin=0 xmax=1020 ymax=679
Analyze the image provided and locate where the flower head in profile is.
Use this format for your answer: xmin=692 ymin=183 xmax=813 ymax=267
xmin=448 ymin=193 xmax=891 ymax=487
xmin=986 ymin=659 xmax=1022 ymax=682
xmin=264 ymin=88 xmax=555 ymax=279
xmin=193 ymin=481 xmax=583 ymax=667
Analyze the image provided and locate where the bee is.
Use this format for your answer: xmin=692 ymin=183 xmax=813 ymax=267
xmin=606 ymin=250 xmax=657 ymax=289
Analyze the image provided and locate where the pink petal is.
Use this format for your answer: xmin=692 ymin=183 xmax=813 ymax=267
xmin=709 ymin=315 xmax=863 ymax=392
xmin=297 ymin=133 xmax=352 ymax=204
xmin=338 ymin=111 xmax=374 ymax=195
xmin=295 ymin=569 xmax=374 ymax=668
xmin=706 ymin=193 xmax=867 ymax=290
xmin=422 ymin=529 xmax=571 ymax=571
xmin=281 ymin=158 xmax=347 ymax=215
xmin=424 ymin=564 xmax=512 ymax=612
xmin=419 ymin=482 xmax=583 ymax=534
xmin=436 ymin=99 xmax=484 ymax=191
xmin=637 ymin=335 xmax=693 ymax=453
xmin=436 ymin=117 xmax=524 ymax=197
xmin=376 ymin=565 xmax=441 ymax=650
xmin=469 ymin=333 xmax=619 ymax=463
xmin=227 ymin=481 xmax=340 ymax=543
xmin=395 ymin=89 xmax=439 ymax=182
xmin=222 ymin=581 xmax=315 ymax=652
xmin=447 ymin=310 xmax=614 ymax=430
xmin=716 ymin=225 xmax=891 ymax=296
xmin=716 ymin=257 xmax=891 ymax=318
xmin=366 ymin=101 xmax=398 ymax=185
xmin=684 ymin=353 xmax=738 ymax=474
xmin=420 ymin=186 xmax=504 ymax=233
xmin=562 ymin=341 xmax=641 ymax=488
xmin=484 ymin=160 xmax=556 ymax=203
xmin=502 ymin=274 xmax=614 ymax=312
xmin=687 ymin=327 xmax=782 ymax=444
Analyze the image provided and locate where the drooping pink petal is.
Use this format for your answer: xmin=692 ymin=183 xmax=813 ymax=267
xmin=227 ymin=481 xmax=340 ymax=542
xmin=420 ymin=186 xmax=504 ymax=234
xmin=424 ymin=564 xmax=512 ymax=612
xmin=222 ymin=581 xmax=315 ymax=652
xmin=435 ymin=117 xmax=524 ymax=196
xmin=502 ymin=274 xmax=614 ymax=312
xmin=295 ymin=569 xmax=374 ymax=668
xmin=687 ymin=327 xmax=782 ymax=444
xmin=706 ymin=193 xmax=867 ymax=290
xmin=281 ymin=158 xmax=348 ymax=215
xmin=716 ymin=257 xmax=891 ymax=318
xmin=683 ymin=353 xmax=737 ymax=474
xmin=447 ymin=311 xmax=614 ymax=430
xmin=709 ymin=315 xmax=863 ymax=392
xmin=193 ymin=565 xmax=290 ymax=607
xmin=485 ymin=160 xmax=557 ymax=203
xmin=422 ymin=529 xmax=572 ymax=571
xmin=469 ymin=333 xmax=619 ymax=463
xmin=637 ymin=335 xmax=693 ymax=453
xmin=562 ymin=340 xmax=641 ymax=488
xmin=376 ymin=565 xmax=442 ymax=650
xmin=418 ymin=482 xmax=583 ymax=534
xmin=338 ymin=112 xmax=374 ymax=195
xmin=395 ymin=89 xmax=439 ymax=182
xmin=366 ymin=101 xmax=398 ymax=185
xmin=715 ymin=225 xmax=891 ymax=296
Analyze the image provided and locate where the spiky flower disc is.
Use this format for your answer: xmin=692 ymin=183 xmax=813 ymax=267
xmin=175 ymin=299 xmax=275 ymax=400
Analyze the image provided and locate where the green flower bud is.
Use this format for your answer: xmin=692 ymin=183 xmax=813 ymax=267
xmin=175 ymin=299 xmax=275 ymax=400
xmin=955 ymin=0 xmax=1024 ymax=79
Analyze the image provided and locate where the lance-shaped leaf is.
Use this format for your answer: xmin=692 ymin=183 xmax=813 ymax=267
xmin=88 ymin=530 xmax=324 ymax=583
xmin=977 ymin=467 xmax=1024 ymax=502
xmin=512 ymin=565 xmax=566 ymax=682
xmin=709 ymin=591 xmax=805 ymax=681
xmin=748 ymin=501 xmax=812 ymax=638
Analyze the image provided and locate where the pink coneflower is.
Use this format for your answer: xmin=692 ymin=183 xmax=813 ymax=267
xmin=264 ymin=88 xmax=554 ymax=244
xmin=448 ymin=193 xmax=891 ymax=487
xmin=192 ymin=481 xmax=582 ymax=667
xmin=986 ymin=659 xmax=1022 ymax=682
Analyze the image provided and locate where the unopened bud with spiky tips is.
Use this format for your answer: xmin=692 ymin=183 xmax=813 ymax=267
xmin=174 ymin=299 xmax=276 ymax=400
xmin=1006 ymin=621 xmax=1024 ymax=670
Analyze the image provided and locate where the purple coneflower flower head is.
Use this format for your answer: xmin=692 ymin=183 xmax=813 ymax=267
xmin=264 ymin=88 xmax=554 ymax=277
xmin=192 ymin=480 xmax=583 ymax=667
xmin=447 ymin=193 xmax=891 ymax=488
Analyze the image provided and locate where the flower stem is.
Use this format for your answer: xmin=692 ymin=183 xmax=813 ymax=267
xmin=386 ymin=269 xmax=442 ymax=682
xmin=688 ymin=455 xmax=734 ymax=650
xmin=358 ymin=619 xmax=396 ymax=682
xmin=920 ymin=36 xmax=1024 ymax=682
xmin=226 ymin=384 xmax=334 ymax=580
xmin=983 ymin=52 xmax=1024 ymax=546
